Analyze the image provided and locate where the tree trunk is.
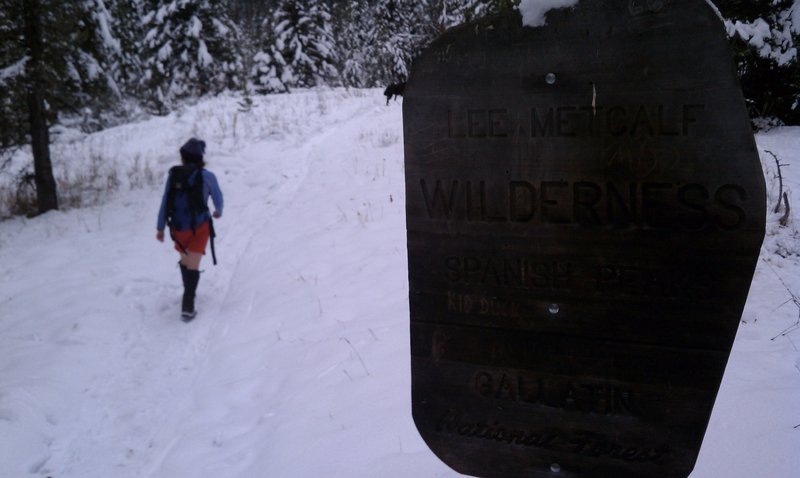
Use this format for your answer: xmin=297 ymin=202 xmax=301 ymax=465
xmin=24 ymin=0 xmax=58 ymax=214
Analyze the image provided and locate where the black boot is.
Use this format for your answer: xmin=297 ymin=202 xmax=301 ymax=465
xmin=179 ymin=262 xmax=188 ymax=288
xmin=181 ymin=269 xmax=200 ymax=321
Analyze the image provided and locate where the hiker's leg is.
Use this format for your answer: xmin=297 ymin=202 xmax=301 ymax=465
xmin=179 ymin=252 xmax=202 ymax=316
xmin=182 ymin=267 xmax=200 ymax=316
xmin=183 ymin=252 xmax=203 ymax=270
xmin=179 ymin=260 xmax=188 ymax=288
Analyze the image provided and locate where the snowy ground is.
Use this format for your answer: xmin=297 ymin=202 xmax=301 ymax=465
xmin=0 ymin=90 xmax=799 ymax=477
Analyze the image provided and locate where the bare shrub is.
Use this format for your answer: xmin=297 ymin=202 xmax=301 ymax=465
xmin=0 ymin=170 xmax=38 ymax=218
xmin=127 ymin=154 xmax=158 ymax=190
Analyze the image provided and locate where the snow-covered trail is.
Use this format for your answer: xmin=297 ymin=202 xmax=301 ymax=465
xmin=0 ymin=90 xmax=433 ymax=478
xmin=145 ymin=93 xmax=432 ymax=477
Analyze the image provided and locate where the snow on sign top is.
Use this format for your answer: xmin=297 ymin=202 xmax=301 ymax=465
xmin=518 ymin=0 xmax=580 ymax=27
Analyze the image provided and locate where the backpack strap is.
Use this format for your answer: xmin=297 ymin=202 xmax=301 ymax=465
xmin=189 ymin=168 xmax=200 ymax=234
xmin=209 ymin=217 xmax=217 ymax=266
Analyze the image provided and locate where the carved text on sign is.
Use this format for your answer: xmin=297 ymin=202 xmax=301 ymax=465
xmin=437 ymin=410 xmax=671 ymax=465
xmin=448 ymin=105 xmax=705 ymax=139
xmin=446 ymin=259 xmax=573 ymax=290
xmin=421 ymin=179 xmax=748 ymax=230
xmin=443 ymin=258 xmax=711 ymax=299
xmin=472 ymin=370 xmax=639 ymax=416
xmin=447 ymin=291 xmax=526 ymax=319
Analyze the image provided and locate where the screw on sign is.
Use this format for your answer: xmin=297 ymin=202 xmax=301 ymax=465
xmin=403 ymin=1 xmax=765 ymax=478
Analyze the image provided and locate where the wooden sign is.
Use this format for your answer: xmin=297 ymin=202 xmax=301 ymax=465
xmin=403 ymin=1 xmax=765 ymax=477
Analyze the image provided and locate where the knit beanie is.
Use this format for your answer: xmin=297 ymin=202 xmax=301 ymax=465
xmin=180 ymin=138 xmax=206 ymax=160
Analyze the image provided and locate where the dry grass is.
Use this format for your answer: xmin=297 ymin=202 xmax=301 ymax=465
xmin=1 ymin=151 xmax=159 ymax=219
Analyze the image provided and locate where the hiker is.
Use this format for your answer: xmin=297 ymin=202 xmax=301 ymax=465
xmin=156 ymin=138 xmax=223 ymax=320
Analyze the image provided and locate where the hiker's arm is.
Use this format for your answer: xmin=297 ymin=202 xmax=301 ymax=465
xmin=156 ymin=175 xmax=170 ymax=233
xmin=208 ymin=172 xmax=223 ymax=218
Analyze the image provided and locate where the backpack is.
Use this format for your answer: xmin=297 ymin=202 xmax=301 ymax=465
xmin=166 ymin=165 xmax=208 ymax=232
xmin=165 ymin=165 xmax=218 ymax=265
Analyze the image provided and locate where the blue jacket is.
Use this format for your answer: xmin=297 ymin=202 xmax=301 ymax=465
xmin=157 ymin=167 xmax=223 ymax=231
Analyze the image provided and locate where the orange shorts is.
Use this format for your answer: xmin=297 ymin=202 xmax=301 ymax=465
xmin=172 ymin=221 xmax=210 ymax=255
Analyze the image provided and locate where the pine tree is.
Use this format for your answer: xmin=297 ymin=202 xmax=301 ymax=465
xmin=330 ymin=0 xmax=375 ymax=87
xmin=69 ymin=0 xmax=125 ymax=131
xmin=108 ymin=0 xmax=147 ymax=101
xmin=0 ymin=0 xmax=29 ymax=149
xmin=228 ymin=0 xmax=275 ymax=42
xmin=370 ymin=0 xmax=435 ymax=85
xmin=253 ymin=0 xmax=518 ymax=90
xmin=1 ymin=0 xmax=125 ymax=214
xmin=251 ymin=47 xmax=290 ymax=94
xmin=251 ymin=3 xmax=291 ymax=94
xmin=229 ymin=0 xmax=273 ymax=99
xmin=715 ymin=0 xmax=800 ymax=125
xmin=267 ymin=0 xmax=339 ymax=90
xmin=1 ymin=0 xmax=61 ymax=213
xmin=463 ymin=0 xmax=519 ymax=22
xmin=141 ymin=0 xmax=243 ymax=113
xmin=0 ymin=0 xmax=122 ymax=130
xmin=431 ymin=0 xmax=468 ymax=33
xmin=328 ymin=0 xmax=451 ymax=88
